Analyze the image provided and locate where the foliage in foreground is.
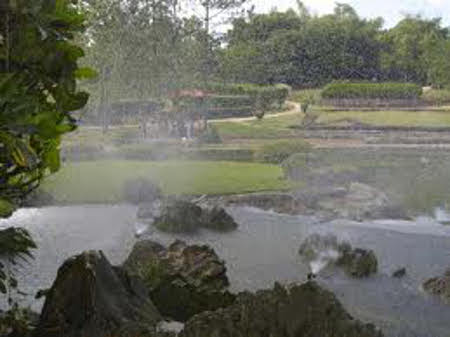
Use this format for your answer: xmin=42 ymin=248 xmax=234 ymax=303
xmin=0 ymin=0 xmax=90 ymax=323
xmin=0 ymin=0 xmax=93 ymax=204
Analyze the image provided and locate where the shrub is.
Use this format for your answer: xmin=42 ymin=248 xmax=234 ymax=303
xmin=292 ymin=89 xmax=321 ymax=112
xmin=321 ymin=82 xmax=422 ymax=100
xmin=254 ymin=139 xmax=312 ymax=164
xmin=189 ymin=82 xmax=292 ymax=111
xmin=422 ymin=88 xmax=450 ymax=105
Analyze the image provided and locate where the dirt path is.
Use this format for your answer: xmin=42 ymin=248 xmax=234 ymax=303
xmin=210 ymin=101 xmax=301 ymax=123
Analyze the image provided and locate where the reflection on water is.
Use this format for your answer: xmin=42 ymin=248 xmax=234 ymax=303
xmin=2 ymin=205 xmax=450 ymax=337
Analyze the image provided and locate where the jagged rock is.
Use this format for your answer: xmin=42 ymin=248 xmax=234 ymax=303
xmin=35 ymin=251 xmax=161 ymax=337
xmin=423 ymin=269 xmax=450 ymax=302
xmin=392 ymin=267 xmax=406 ymax=278
xmin=123 ymin=240 xmax=235 ymax=322
xmin=152 ymin=199 xmax=203 ymax=233
xmin=123 ymin=178 xmax=162 ymax=204
xmin=179 ymin=281 xmax=383 ymax=337
xmin=298 ymin=234 xmax=378 ymax=278
xmin=150 ymin=198 xmax=238 ymax=233
xmin=336 ymin=243 xmax=378 ymax=278
xmin=201 ymin=206 xmax=238 ymax=231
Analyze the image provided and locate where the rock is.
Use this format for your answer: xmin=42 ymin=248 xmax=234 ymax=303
xmin=201 ymin=206 xmax=238 ymax=231
xmin=211 ymin=193 xmax=308 ymax=215
xmin=35 ymin=251 xmax=161 ymax=337
xmin=298 ymin=234 xmax=378 ymax=278
xmin=423 ymin=269 xmax=450 ymax=302
xmin=150 ymin=198 xmax=238 ymax=233
xmin=336 ymin=244 xmax=378 ymax=278
xmin=179 ymin=281 xmax=383 ymax=337
xmin=123 ymin=240 xmax=235 ymax=322
xmin=316 ymin=182 xmax=406 ymax=221
xmin=123 ymin=178 xmax=162 ymax=204
xmin=392 ymin=267 xmax=406 ymax=278
xmin=153 ymin=198 xmax=203 ymax=233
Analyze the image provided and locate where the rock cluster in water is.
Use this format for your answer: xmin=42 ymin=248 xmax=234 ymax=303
xmin=123 ymin=240 xmax=235 ymax=322
xmin=139 ymin=197 xmax=238 ymax=233
xmin=32 ymin=240 xmax=383 ymax=337
xmin=180 ymin=281 xmax=383 ymax=337
xmin=299 ymin=234 xmax=378 ymax=278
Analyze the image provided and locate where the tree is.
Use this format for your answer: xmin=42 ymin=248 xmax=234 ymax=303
xmin=0 ymin=0 xmax=92 ymax=313
xmin=380 ymin=16 xmax=448 ymax=84
xmin=221 ymin=4 xmax=383 ymax=86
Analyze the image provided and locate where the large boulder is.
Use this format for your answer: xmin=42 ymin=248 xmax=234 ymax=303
xmin=200 ymin=206 xmax=238 ymax=231
xmin=150 ymin=198 xmax=237 ymax=233
xmin=180 ymin=281 xmax=383 ymax=337
xmin=123 ymin=240 xmax=235 ymax=322
xmin=152 ymin=199 xmax=203 ymax=233
xmin=423 ymin=269 xmax=450 ymax=302
xmin=35 ymin=251 xmax=161 ymax=337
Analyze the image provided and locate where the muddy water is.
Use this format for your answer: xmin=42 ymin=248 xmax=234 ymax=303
xmin=2 ymin=205 xmax=450 ymax=337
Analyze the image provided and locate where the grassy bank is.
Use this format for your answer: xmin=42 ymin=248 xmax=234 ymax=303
xmin=213 ymin=108 xmax=450 ymax=140
xmin=41 ymin=160 xmax=292 ymax=204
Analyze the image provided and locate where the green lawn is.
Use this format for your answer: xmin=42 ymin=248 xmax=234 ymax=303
xmin=214 ymin=108 xmax=450 ymax=140
xmin=213 ymin=114 xmax=303 ymax=139
xmin=317 ymin=109 xmax=450 ymax=127
xmin=42 ymin=160 xmax=292 ymax=204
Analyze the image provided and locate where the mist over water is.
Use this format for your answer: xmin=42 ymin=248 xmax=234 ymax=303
xmin=3 ymin=205 xmax=450 ymax=337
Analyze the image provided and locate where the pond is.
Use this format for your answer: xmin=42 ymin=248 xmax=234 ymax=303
xmin=2 ymin=205 xmax=450 ymax=337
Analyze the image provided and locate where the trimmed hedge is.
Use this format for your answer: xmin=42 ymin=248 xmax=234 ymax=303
xmin=192 ymin=82 xmax=291 ymax=109
xmin=321 ymin=82 xmax=422 ymax=100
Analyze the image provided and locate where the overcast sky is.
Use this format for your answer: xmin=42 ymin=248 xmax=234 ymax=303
xmin=250 ymin=0 xmax=450 ymax=28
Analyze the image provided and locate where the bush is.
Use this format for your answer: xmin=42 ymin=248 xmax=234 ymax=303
xmin=292 ymin=89 xmax=322 ymax=112
xmin=321 ymin=82 xmax=422 ymax=100
xmin=422 ymin=88 xmax=450 ymax=105
xmin=189 ymin=82 xmax=292 ymax=111
xmin=255 ymin=139 xmax=312 ymax=164
xmin=203 ymin=95 xmax=254 ymax=108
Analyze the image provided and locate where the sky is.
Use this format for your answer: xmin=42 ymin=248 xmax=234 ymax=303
xmin=250 ymin=0 xmax=450 ymax=28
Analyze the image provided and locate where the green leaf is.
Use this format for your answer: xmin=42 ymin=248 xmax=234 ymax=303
xmin=0 ymin=199 xmax=15 ymax=219
xmin=75 ymin=67 xmax=98 ymax=80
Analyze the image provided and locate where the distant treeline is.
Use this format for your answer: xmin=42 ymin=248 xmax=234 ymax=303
xmin=220 ymin=4 xmax=450 ymax=88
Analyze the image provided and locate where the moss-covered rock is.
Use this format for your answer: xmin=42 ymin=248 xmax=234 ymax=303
xmin=153 ymin=199 xmax=203 ymax=233
xmin=123 ymin=240 xmax=235 ymax=322
xmin=201 ymin=206 xmax=238 ymax=231
xmin=35 ymin=251 xmax=161 ymax=337
xmin=179 ymin=281 xmax=383 ymax=337
xmin=299 ymin=234 xmax=378 ymax=278
xmin=336 ymin=244 xmax=378 ymax=278
xmin=151 ymin=198 xmax=238 ymax=233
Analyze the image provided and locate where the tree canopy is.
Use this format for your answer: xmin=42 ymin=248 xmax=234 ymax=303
xmin=0 ymin=0 xmax=92 ymax=300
